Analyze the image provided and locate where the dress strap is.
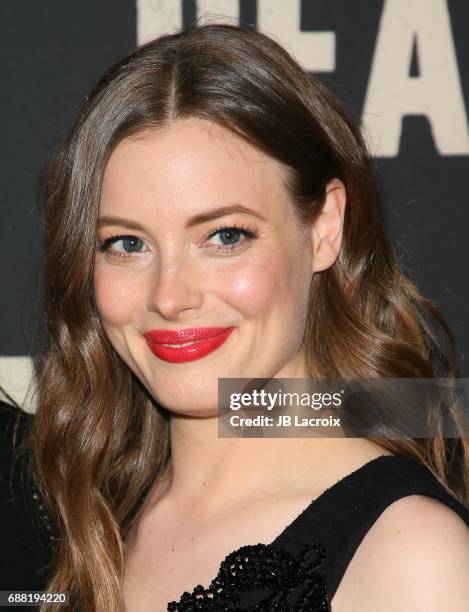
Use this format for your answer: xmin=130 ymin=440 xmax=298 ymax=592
xmin=272 ymin=454 xmax=469 ymax=600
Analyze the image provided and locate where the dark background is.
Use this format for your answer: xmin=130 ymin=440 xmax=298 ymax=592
xmin=1 ymin=0 xmax=468 ymax=398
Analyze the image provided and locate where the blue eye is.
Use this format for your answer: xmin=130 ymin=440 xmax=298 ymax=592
xmin=98 ymin=235 xmax=146 ymax=257
xmin=98 ymin=224 xmax=258 ymax=259
xmin=205 ymin=225 xmax=257 ymax=252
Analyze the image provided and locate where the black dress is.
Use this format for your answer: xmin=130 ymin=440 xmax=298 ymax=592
xmin=1 ymin=399 xmax=468 ymax=611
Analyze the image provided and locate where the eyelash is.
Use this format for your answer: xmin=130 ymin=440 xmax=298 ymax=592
xmin=205 ymin=224 xmax=257 ymax=252
xmin=97 ymin=224 xmax=258 ymax=258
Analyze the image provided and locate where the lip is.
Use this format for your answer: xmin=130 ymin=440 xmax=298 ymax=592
xmin=143 ymin=327 xmax=235 ymax=363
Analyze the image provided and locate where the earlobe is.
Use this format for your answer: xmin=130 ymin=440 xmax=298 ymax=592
xmin=309 ymin=178 xmax=346 ymax=273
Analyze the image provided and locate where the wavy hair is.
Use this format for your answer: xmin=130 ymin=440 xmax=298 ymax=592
xmin=28 ymin=23 xmax=468 ymax=611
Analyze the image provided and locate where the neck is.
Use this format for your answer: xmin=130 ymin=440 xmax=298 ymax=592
xmin=156 ymin=414 xmax=377 ymax=516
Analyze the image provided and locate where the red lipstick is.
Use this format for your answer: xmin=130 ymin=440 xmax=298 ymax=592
xmin=143 ymin=327 xmax=235 ymax=363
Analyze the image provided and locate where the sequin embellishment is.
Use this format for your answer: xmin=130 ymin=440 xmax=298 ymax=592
xmin=167 ymin=541 xmax=330 ymax=611
xmin=31 ymin=482 xmax=56 ymax=551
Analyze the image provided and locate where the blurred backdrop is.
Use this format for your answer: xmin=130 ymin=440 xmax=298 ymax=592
xmin=1 ymin=0 xmax=468 ymax=410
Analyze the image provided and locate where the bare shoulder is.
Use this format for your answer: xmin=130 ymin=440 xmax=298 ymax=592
xmin=332 ymin=494 xmax=469 ymax=612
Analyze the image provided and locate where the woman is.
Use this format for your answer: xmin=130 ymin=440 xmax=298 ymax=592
xmin=2 ymin=22 xmax=468 ymax=611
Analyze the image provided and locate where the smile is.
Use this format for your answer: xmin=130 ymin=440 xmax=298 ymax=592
xmin=143 ymin=327 xmax=235 ymax=363
xmin=160 ymin=341 xmax=199 ymax=347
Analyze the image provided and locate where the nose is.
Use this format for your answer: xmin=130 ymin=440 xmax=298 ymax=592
xmin=146 ymin=255 xmax=203 ymax=321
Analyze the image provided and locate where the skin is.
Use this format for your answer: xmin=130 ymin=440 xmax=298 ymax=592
xmin=94 ymin=118 xmax=344 ymax=419
xmin=94 ymin=116 xmax=356 ymax=511
xmin=332 ymin=495 xmax=469 ymax=611
xmin=93 ymin=118 xmax=469 ymax=610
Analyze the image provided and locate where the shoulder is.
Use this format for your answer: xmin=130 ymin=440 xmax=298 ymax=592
xmin=333 ymin=494 xmax=469 ymax=611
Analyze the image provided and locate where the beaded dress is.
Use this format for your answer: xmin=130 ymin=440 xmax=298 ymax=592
xmin=1 ymin=400 xmax=469 ymax=611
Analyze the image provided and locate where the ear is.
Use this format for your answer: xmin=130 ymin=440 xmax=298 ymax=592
xmin=308 ymin=178 xmax=346 ymax=273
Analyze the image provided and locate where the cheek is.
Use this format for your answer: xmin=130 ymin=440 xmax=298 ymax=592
xmin=227 ymin=265 xmax=275 ymax=316
xmin=212 ymin=251 xmax=299 ymax=318
xmin=93 ymin=266 xmax=140 ymax=327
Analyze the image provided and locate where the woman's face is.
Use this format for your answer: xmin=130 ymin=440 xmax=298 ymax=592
xmin=94 ymin=118 xmax=328 ymax=416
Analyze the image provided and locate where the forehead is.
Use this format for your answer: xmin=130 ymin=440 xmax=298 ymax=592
xmin=99 ymin=118 xmax=292 ymax=218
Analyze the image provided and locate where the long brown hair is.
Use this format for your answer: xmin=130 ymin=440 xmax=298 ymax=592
xmin=29 ymin=23 xmax=467 ymax=611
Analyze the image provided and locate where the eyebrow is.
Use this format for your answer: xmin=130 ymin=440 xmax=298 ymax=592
xmin=97 ymin=204 xmax=268 ymax=231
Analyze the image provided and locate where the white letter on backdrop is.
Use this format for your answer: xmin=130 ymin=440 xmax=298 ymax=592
xmin=137 ymin=0 xmax=183 ymax=43
xmin=362 ymin=0 xmax=469 ymax=157
xmin=196 ymin=0 xmax=239 ymax=22
xmin=257 ymin=0 xmax=335 ymax=72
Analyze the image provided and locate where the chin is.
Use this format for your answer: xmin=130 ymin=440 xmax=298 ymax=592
xmin=170 ymin=407 xmax=221 ymax=419
xmin=148 ymin=388 xmax=220 ymax=416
